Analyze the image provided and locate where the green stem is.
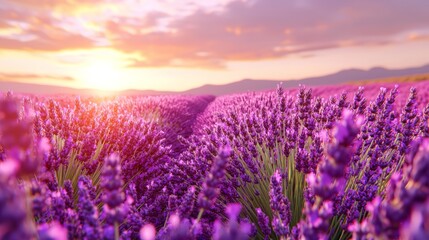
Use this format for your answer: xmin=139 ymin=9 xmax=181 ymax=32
xmin=115 ymin=221 xmax=119 ymax=240
xmin=23 ymin=180 xmax=37 ymax=238
xmin=191 ymin=208 xmax=205 ymax=232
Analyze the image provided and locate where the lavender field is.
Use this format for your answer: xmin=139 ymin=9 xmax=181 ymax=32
xmin=1 ymin=80 xmax=429 ymax=240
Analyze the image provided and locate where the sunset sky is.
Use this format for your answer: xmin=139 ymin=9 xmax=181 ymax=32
xmin=0 ymin=0 xmax=429 ymax=91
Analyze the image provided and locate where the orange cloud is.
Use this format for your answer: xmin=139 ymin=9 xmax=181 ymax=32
xmin=408 ymin=33 xmax=429 ymax=41
xmin=0 ymin=72 xmax=75 ymax=82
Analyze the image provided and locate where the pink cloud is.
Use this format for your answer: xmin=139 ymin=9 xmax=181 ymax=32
xmin=110 ymin=0 xmax=429 ymax=68
xmin=0 ymin=7 xmax=97 ymax=51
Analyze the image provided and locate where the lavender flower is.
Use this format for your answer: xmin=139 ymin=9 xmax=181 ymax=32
xmin=365 ymin=138 xmax=429 ymax=239
xmin=140 ymin=224 xmax=156 ymax=240
xmin=37 ymin=222 xmax=68 ymax=240
xmin=197 ymin=146 xmax=230 ymax=210
xmin=400 ymin=199 xmax=429 ymax=240
xmin=178 ymin=186 xmax=196 ymax=219
xmin=256 ymin=208 xmax=271 ymax=240
xmin=269 ymin=170 xmax=291 ymax=237
xmin=77 ymin=176 xmax=102 ymax=240
xmin=156 ymin=213 xmax=197 ymax=240
xmin=212 ymin=203 xmax=252 ymax=240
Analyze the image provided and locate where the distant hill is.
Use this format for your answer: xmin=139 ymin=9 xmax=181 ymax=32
xmin=0 ymin=81 xmax=172 ymax=96
xmin=1 ymin=63 xmax=429 ymax=96
xmin=183 ymin=64 xmax=429 ymax=95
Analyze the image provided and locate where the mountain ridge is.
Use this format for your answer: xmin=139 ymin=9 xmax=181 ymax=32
xmin=183 ymin=64 xmax=429 ymax=95
xmin=1 ymin=63 xmax=429 ymax=96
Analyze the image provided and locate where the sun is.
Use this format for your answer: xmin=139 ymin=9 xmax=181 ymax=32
xmin=79 ymin=58 xmax=127 ymax=91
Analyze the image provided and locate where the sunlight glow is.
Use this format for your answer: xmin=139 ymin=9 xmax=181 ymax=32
xmin=79 ymin=58 xmax=127 ymax=91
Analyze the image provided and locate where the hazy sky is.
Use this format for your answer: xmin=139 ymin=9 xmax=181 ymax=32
xmin=0 ymin=0 xmax=429 ymax=91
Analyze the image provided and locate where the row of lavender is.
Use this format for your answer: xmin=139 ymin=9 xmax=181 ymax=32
xmin=0 ymin=93 xmax=214 ymax=239
xmin=166 ymin=82 xmax=429 ymax=239
xmin=1 ymin=80 xmax=429 ymax=239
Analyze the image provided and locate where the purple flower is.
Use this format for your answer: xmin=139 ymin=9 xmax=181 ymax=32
xmin=0 ymin=179 xmax=33 ymax=239
xmin=213 ymin=203 xmax=252 ymax=240
xmin=77 ymin=176 xmax=102 ymax=240
xmin=178 ymin=186 xmax=196 ymax=219
xmin=365 ymin=138 xmax=429 ymax=239
xmin=348 ymin=220 xmax=369 ymax=240
xmin=269 ymin=170 xmax=291 ymax=237
xmin=101 ymin=153 xmax=128 ymax=225
xmin=157 ymin=213 xmax=197 ymax=240
xmin=140 ymin=224 xmax=156 ymax=240
xmin=37 ymin=222 xmax=68 ymax=240
xmin=256 ymin=208 xmax=271 ymax=240
xmin=400 ymin=199 xmax=429 ymax=240
xmin=198 ymin=146 xmax=230 ymax=210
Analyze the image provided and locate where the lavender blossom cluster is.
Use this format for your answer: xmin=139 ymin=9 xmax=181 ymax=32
xmin=1 ymin=80 xmax=429 ymax=240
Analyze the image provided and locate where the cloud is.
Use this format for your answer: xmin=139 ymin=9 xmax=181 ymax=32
xmin=2 ymin=0 xmax=107 ymax=14
xmin=109 ymin=0 xmax=429 ymax=68
xmin=0 ymin=6 xmax=99 ymax=51
xmin=407 ymin=33 xmax=429 ymax=42
xmin=0 ymin=0 xmax=428 ymax=68
xmin=0 ymin=72 xmax=75 ymax=82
